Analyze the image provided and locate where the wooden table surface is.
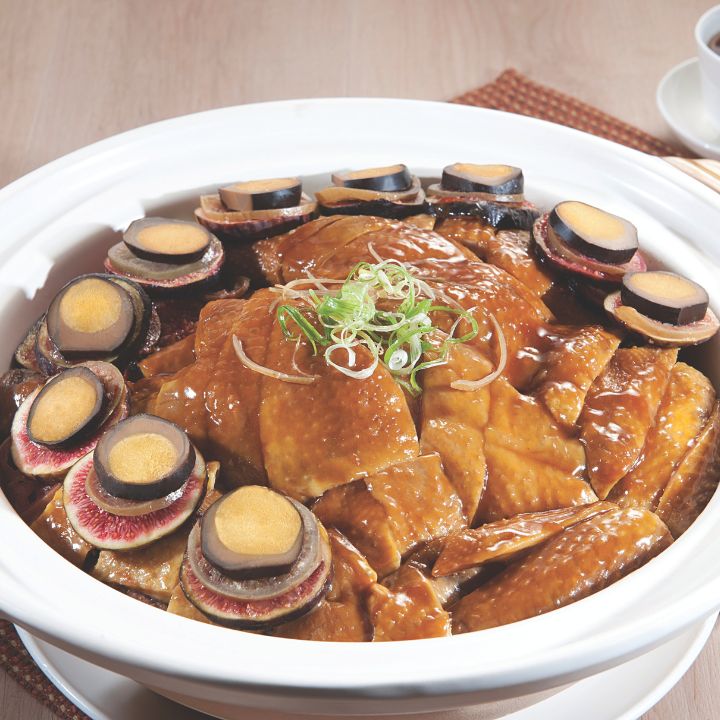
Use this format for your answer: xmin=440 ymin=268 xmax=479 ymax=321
xmin=1 ymin=0 xmax=719 ymax=718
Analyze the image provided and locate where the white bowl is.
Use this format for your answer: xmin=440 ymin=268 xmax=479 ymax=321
xmin=1 ymin=99 xmax=720 ymax=717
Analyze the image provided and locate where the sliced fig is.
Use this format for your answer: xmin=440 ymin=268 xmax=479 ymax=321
xmin=26 ymin=367 xmax=104 ymax=447
xmin=431 ymin=199 xmax=539 ymax=231
xmin=85 ymin=464 xmax=189 ymax=517
xmin=549 ymin=201 xmax=638 ymax=264
xmin=64 ymin=448 xmax=207 ymax=550
xmin=93 ymin=414 xmax=194 ymax=501
xmin=46 ymin=276 xmax=135 ymax=356
xmin=219 ymin=177 xmax=302 ymax=212
xmin=533 ymin=214 xmax=646 ymax=283
xmin=195 ymin=194 xmax=316 ymax=242
xmin=604 ymin=291 xmax=719 ymax=346
xmin=124 ymin=218 xmax=212 ymax=264
xmin=105 ymin=235 xmax=224 ymax=293
xmin=10 ymin=364 xmax=128 ymax=478
xmin=441 ymin=163 xmax=523 ymax=198
xmin=332 ymin=164 xmax=412 ymax=193
xmin=201 ymin=486 xmax=304 ymax=580
xmin=180 ymin=517 xmax=332 ymax=630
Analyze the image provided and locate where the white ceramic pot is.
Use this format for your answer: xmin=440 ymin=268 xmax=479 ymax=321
xmin=0 ymin=99 xmax=719 ymax=717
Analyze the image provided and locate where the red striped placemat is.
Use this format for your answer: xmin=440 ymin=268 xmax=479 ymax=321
xmin=0 ymin=69 xmax=692 ymax=720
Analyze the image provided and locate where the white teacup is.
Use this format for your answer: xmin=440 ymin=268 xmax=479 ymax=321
xmin=696 ymin=4 xmax=720 ymax=129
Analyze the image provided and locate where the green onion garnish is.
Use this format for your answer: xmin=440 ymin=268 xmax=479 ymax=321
xmin=232 ymin=255 xmax=506 ymax=393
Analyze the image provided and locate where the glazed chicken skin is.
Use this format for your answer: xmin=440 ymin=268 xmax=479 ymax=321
xmin=5 ymin=210 xmax=719 ymax=643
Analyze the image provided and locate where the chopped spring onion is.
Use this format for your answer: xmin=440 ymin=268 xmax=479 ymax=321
xmin=450 ymin=314 xmax=507 ymax=391
xmin=265 ymin=257 xmax=505 ymax=394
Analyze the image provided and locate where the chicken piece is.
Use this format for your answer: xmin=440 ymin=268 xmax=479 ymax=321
xmin=383 ymin=539 xmax=491 ymax=609
xmin=532 ymin=325 xmax=622 ymax=429
xmin=30 ymin=486 xmax=95 ymax=569
xmin=368 ymin=563 xmax=451 ymax=641
xmin=579 ymin=347 xmax=678 ymax=499
xmin=452 ymin=507 xmax=672 ymax=633
xmin=151 ymin=293 xmax=274 ymax=486
xmin=486 ymin=229 xmax=556 ymax=297
xmin=480 ymin=377 xmax=594 ymax=522
xmin=421 ymin=262 xmax=555 ymax=389
xmin=433 ymin=502 xmax=615 ymax=577
xmin=92 ymin=464 xmax=220 ymax=603
xmin=312 ymin=455 xmax=465 ymax=577
xmin=260 ymin=317 xmax=419 ymax=502
xmin=420 ymin=342 xmax=492 ymax=522
xmin=656 ymin=402 xmax=720 ymax=537
xmin=137 ymin=333 xmax=196 ymax=378
xmin=609 ymin=364 xmax=715 ymax=511
xmin=255 ymin=215 xmax=475 ymax=285
xmin=421 ymin=342 xmax=593 ymax=524
xmin=92 ymin=526 xmax=187 ymax=603
xmin=433 ymin=216 xmax=496 ymax=259
xmin=273 ymin=530 xmax=377 ymax=641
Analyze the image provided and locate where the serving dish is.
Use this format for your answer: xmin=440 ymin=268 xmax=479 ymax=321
xmin=18 ymin=613 xmax=719 ymax=720
xmin=1 ymin=99 xmax=720 ymax=716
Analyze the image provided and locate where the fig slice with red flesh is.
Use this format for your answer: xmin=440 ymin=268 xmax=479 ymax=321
xmin=603 ymin=271 xmax=719 ymax=346
xmin=105 ymin=235 xmax=224 ymax=292
xmin=219 ymin=177 xmax=302 ymax=212
xmin=533 ymin=214 xmax=646 ymax=283
xmin=93 ymin=414 xmax=194 ymax=501
xmin=549 ymin=201 xmax=638 ymax=264
xmin=46 ymin=276 xmax=135 ymax=357
xmin=332 ymin=164 xmax=412 ymax=193
xmin=188 ymin=499 xmax=322 ymax=601
xmin=180 ymin=516 xmax=332 ymax=630
xmin=201 ymin=486 xmax=304 ymax=580
xmin=124 ymin=218 xmax=211 ymax=264
xmin=440 ymin=163 xmax=524 ymax=198
xmin=26 ymin=367 xmax=104 ymax=448
xmin=10 ymin=362 xmax=128 ymax=478
xmin=64 ymin=448 xmax=208 ymax=550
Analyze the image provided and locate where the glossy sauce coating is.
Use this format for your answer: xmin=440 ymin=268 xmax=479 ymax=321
xmin=433 ymin=501 xmax=615 ymax=576
xmin=657 ymin=403 xmax=720 ymax=537
xmin=609 ymin=363 xmax=715 ymax=511
xmin=452 ymin=507 xmax=672 ymax=633
xmin=579 ymin=347 xmax=678 ymax=499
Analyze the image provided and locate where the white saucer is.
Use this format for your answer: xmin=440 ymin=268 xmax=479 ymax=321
xmin=16 ymin=614 xmax=718 ymax=720
xmin=657 ymin=57 xmax=720 ymax=158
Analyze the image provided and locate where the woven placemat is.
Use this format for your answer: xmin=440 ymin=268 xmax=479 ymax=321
xmin=0 ymin=69 xmax=685 ymax=720
xmin=452 ymin=68 xmax=690 ymax=157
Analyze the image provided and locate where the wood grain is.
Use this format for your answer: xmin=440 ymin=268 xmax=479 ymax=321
xmin=1 ymin=0 xmax=719 ymax=718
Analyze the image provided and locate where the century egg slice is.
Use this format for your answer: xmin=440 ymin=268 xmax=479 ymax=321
xmin=549 ymin=201 xmax=638 ymax=264
xmin=93 ymin=414 xmax=194 ymax=501
xmin=181 ymin=491 xmax=331 ymax=629
xmin=218 ymin=177 xmax=302 ymax=212
xmin=26 ymin=366 xmax=103 ymax=447
xmin=332 ymin=164 xmax=412 ymax=193
xmin=604 ymin=271 xmax=719 ymax=346
xmin=201 ymin=485 xmax=304 ymax=579
xmin=441 ymin=163 xmax=523 ymax=196
xmin=124 ymin=218 xmax=211 ymax=264
xmin=46 ymin=276 xmax=135 ymax=355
